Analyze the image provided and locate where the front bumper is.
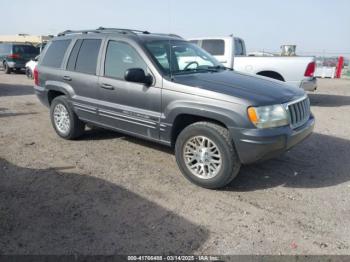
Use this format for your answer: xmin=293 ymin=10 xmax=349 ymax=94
xmin=300 ymin=77 xmax=317 ymax=91
xmin=230 ymin=115 xmax=315 ymax=164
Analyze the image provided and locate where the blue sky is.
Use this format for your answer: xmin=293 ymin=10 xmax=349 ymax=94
xmin=3 ymin=0 xmax=350 ymax=56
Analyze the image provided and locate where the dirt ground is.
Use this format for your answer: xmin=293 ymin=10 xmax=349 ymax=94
xmin=0 ymin=71 xmax=350 ymax=255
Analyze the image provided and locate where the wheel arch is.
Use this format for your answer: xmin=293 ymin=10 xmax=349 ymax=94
xmin=45 ymin=80 xmax=75 ymax=105
xmin=170 ymin=113 xmax=230 ymax=147
xmin=256 ymin=70 xmax=285 ymax=81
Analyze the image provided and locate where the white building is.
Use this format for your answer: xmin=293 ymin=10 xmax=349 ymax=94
xmin=0 ymin=34 xmax=51 ymax=44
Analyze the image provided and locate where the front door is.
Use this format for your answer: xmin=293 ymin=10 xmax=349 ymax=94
xmin=97 ymin=39 xmax=161 ymax=141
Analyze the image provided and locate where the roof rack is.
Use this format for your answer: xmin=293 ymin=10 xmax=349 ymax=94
xmin=57 ymin=27 xmax=183 ymax=39
xmin=96 ymin=27 xmax=150 ymax=35
xmin=57 ymin=27 xmax=149 ymax=37
xmin=57 ymin=29 xmax=100 ymax=36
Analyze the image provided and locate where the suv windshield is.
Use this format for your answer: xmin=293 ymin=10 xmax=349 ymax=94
xmin=145 ymin=40 xmax=222 ymax=75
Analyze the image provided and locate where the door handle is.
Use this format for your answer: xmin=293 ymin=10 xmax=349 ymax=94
xmin=100 ymin=83 xmax=115 ymax=90
xmin=63 ymin=76 xmax=72 ymax=81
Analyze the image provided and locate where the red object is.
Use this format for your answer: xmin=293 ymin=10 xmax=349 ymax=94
xmin=335 ymin=56 xmax=344 ymax=78
xmin=304 ymin=62 xmax=315 ymax=77
xmin=34 ymin=67 xmax=39 ymax=86
xmin=7 ymin=53 xmax=21 ymax=59
xmin=290 ymin=241 xmax=298 ymax=249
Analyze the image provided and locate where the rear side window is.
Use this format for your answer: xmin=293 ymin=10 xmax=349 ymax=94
xmin=104 ymin=41 xmax=147 ymax=79
xmin=234 ymin=38 xmax=245 ymax=56
xmin=202 ymin=39 xmax=225 ymax=56
xmin=41 ymin=40 xmax=71 ymax=68
xmin=74 ymin=39 xmax=101 ymax=75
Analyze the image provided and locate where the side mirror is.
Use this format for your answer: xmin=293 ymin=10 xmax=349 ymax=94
xmin=124 ymin=68 xmax=153 ymax=86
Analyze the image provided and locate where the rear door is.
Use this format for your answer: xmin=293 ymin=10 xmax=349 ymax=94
xmin=63 ymin=37 xmax=104 ymax=123
xmin=97 ymin=38 xmax=161 ymax=140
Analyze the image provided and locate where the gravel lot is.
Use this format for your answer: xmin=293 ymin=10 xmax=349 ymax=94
xmin=0 ymin=71 xmax=350 ymax=255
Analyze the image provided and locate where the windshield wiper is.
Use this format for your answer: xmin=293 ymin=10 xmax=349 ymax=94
xmin=172 ymin=67 xmax=218 ymax=75
xmin=207 ymin=65 xmax=233 ymax=71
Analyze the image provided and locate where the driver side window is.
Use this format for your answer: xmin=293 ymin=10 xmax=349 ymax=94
xmin=104 ymin=41 xmax=147 ymax=79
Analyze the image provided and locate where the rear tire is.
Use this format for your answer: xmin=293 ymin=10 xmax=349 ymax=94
xmin=3 ymin=62 xmax=11 ymax=74
xmin=175 ymin=122 xmax=241 ymax=189
xmin=50 ymin=96 xmax=85 ymax=140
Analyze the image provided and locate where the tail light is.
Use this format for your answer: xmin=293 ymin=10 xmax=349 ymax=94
xmin=304 ymin=62 xmax=315 ymax=77
xmin=7 ymin=53 xmax=21 ymax=59
xmin=34 ymin=66 xmax=39 ymax=85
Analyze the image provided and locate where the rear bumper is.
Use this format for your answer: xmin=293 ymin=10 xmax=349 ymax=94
xmin=300 ymin=77 xmax=317 ymax=91
xmin=230 ymin=115 xmax=315 ymax=164
xmin=6 ymin=61 xmax=26 ymax=69
xmin=34 ymin=85 xmax=49 ymax=107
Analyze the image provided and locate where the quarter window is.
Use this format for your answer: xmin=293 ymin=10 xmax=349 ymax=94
xmin=202 ymin=39 xmax=225 ymax=56
xmin=41 ymin=40 xmax=71 ymax=68
xmin=104 ymin=41 xmax=147 ymax=79
xmin=67 ymin=39 xmax=82 ymax=71
xmin=75 ymin=39 xmax=101 ymax=75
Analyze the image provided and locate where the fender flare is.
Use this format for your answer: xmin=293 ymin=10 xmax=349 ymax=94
xmin=163 ymin=100 xmax=247 ymax=133
xmin=45 ymin=80 xmax=75 ymax=98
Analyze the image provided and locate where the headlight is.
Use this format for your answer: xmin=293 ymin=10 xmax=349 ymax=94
xmin=247 ymin=104 xmax=288 ymax=128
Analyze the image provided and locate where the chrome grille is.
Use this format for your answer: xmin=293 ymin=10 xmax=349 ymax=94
xmin=287 ymin=97 xmax=310 ymax=129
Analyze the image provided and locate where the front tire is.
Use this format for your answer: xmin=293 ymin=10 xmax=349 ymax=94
xmin=50 ymin=96 xmax=85 ymax=140
xmin=175 ymin=122 xmax=241 ymax=189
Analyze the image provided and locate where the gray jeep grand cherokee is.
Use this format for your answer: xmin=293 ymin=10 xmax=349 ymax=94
xmin=34 ymin=27 xmax=314 ymax=189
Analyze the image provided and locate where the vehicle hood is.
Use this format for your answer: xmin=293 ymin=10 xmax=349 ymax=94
xmin=171 ymin=70 xmax=305 ymax=105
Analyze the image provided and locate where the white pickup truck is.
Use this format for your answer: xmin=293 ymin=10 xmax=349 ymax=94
xmin=188 ymin=36 xmax=317 ymax=91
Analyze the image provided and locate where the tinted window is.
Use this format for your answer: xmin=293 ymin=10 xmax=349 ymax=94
xmin=75 ymin=39 xmax=101 ymax=74
xmin=67 ymin=39 xmax=82 ymax=71
xmin=13 ymin=45 xmax=39 ymax=54
xmin=104 ymin=41 xmax=147 ymax=79
xmin=234 ymin=39 xmax=245 ymax=56
xmin=202 ymin=39 xmax=225 ymax=56
xmin=41 ymin=40 xmax=71 ymax=68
